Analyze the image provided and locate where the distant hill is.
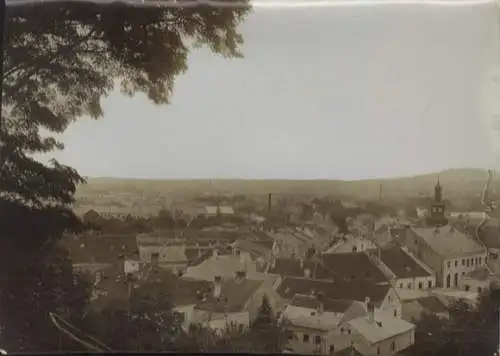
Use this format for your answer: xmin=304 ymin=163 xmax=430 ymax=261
xmin=76 ymin=169 xmax=495 ymax=205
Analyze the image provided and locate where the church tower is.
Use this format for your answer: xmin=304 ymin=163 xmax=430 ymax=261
xmin=427 ymin=177 xmax=448 ymax=226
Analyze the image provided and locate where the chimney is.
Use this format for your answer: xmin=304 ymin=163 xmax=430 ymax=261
xmin=365 ymin=298 xmax=375 ymax=323
xmin=235 ymin=270 xmax=246 ymax=283
xmin=213 ymin=276 xmax=222 ymax=298
xmin=304 ymin=268 xmax=311 ymax=278
xmin=316 ymin=292 xmax=324 ymax=315
xmin=299 ymin=258 xmax=304 ymax=269
xmin=268 ymin=193 xmax=272 ymax=213
xmin=150 ymin=253 xmax=159 ymax=266
xmin=213 ymin=249 xmax=219 ymax=259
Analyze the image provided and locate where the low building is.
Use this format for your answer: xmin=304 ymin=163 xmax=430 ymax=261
xmin=338 ymin=309 xmax=415 ymax=356
xmin=459 ymin=265 xmax=496 ymax=294
xmin=282 ymin=294 xmax=367 ymax=355
xmin=374 ymin=245 xmax=436 ymax=291
xmin=205 ymin=206 xmax=235 ymax=217
xmin=324 ymin=235 xmax=377 ymax=254
xmin=401 ymin=295 xmax=450 ymax=323
xmin=276 ymin=277 xmax=402 ymax=319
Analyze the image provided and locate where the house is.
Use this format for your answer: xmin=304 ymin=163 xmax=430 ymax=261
xmin=401 ymin=296 xmax=450 ymax=323
xmin=182 ymin=249 xmax=258 ymax=281
xmin=459 ymin=265 xmax=498 ymax=294
xmin=282 ymin=294 xmax=367 ymax=355
xmin=62 ymin=234 xmax=139 ymax=274
xmin=179 ymin=272 xmax=269 ymax=333
xmin=276 ymin=277 xmax=402 ymax=319
xmin=373 ymin=245 xmax=436 ymax=291
xmin=337 ymin=309 xmax=415 ymax=356
xmin=404 ymin=224 xmax=488 ymax=289
xmin=324 ymin=235 xmax=377 ymax=254
xmin=205 ymin=206 xmax=235 ymax=217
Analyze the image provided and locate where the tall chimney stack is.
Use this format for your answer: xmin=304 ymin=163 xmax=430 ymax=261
xmin=268 ymin=193 xmax=272 ymax=213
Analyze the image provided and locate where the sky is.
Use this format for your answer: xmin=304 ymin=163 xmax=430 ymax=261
xmin=40 ymin=0 xmax=500 ymax=180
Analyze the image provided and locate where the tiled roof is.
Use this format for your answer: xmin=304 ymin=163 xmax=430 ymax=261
xmin=276 ymin=277 xmax=391 ymax=306
xmin=268 ymin=258 xmax=317 ymax=278
xmin=379 ymin=246 xmax=431 ymax=278
xmin=410 ymin=225 xmax=485 ymax=257
xmin=62 ymin=235 xmax=138 ymax=264
xmin=334 ymin=345 xmax=363 ymax=356
xmin=348 ymin=312 xmax=415 ymax=344
xmin=466 ymin=266 xmax=492 ymax=281
xmin=291 ymin=294 xmax=353 ymax=314
xmin=415 ymin=296 xmax=449 ymax=314
xmin=195 ymin=277 xmax=263 ymax=313
xmin=183 ymin=253 xmax=257 ymax=281
xmin=321 ymin=253 xmax=389 ymax=283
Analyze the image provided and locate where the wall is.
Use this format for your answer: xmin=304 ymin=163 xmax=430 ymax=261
xmin=208 ymin=311 xmax=250 ymax=333
xmin=404 ymin=230 xmax=444 ymax=286
xmin=459 ymin=276 xmax=489 ymax=294
xmin=380 ymin=288 xmax=403 ymax=319
xmin=287 ymin=325 xmax=329 ymax=354
xmin=442 ymin=252 xmax=488 ymax=289
xmin=354 ymin=329 xmax=415 ymax=356
xmin=394 ymin=275 xmax=436 ymax=291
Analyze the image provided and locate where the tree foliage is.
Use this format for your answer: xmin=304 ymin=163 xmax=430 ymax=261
xmin=407 ymin=293 xmax=499 ymax=356
xmin=0 ymin=0 xmax=250 ymax=351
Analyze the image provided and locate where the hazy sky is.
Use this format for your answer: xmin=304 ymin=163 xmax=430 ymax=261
xmin=41 ymin=1 xmax=499 ymax=180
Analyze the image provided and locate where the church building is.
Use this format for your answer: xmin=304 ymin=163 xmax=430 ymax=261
xmin=403 ymin=179 xmax=487 ymax=289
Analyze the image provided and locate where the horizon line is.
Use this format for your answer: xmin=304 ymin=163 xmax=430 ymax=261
xmin=82 ymin=167 xmax=491 ymax=182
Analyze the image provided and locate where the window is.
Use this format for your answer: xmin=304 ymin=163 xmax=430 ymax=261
xmin=466 ymin=259 xmax=470 ymax=267
xmin=455 ymin=260 xmax=458 ymax=267
xmin=329 ymin=345 xmax=335 ymax=354
xmin=315 ymin=335 xmax=322 ymax=345
xmin=303 ymin=334 xmax=309 ymax=343
xmin=418 ymin=282 xmax=423 ymax=289
xmin=348 ymin=329 xmax=351 ymax=335
xmin=479 ymin=257 xmax=482 ymax=265
xmin=238 ymin=324 xmax=244 ymax=333
xmin=391 ymin=341 xmax=396 ymax=351
xmin=394 ymin=309 xmax=397 ymax=317
xmin=340 ymin=327 xmax=344 ymax=334
xmin=478 ymin=287 xmax=483 ymax=293
xmin=465 ymin=285 xmax=470 ymax=291
xmin=377 ymin=347 xmax=381 ymax=355
xmin=462 ymin=259 xmax=465 ymax=266
xmin=407 ymin=283 xmax=412 ymax=289
xmin=399 ymin=283 xmax=403 ymax=288
xmin=428 ymin=281 xmax=432 ymax=288
xmin=447 ymin=261 xmax=451 ymax=268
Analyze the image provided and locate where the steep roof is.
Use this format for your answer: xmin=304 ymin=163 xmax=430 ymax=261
xmin=410 ymin=225 xmax=485 ymax=257
xmin=268 ymin=258 xmax=317 ymax=278
xmin=183 ymin=253 xmax=257 ymax=281
xmin=321 ymin=253 xmax=389 ymax=284
xmin=291 ymin=294 xmax=354 ymax=314
xmin=195 ymin=277 xmax=264 ymax=313
xmin=415 ymin=296 xmax=449 ymax=314
xmin=379 ymin=246 xmax=431 ymax=278
xmin=276 ymin=277 xmax=391 ymax=306
xmin=62 ymin=235 xmax=138 ymax=264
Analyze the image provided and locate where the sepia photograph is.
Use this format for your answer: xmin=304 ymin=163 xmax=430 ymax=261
xmin=1 ymin=0 xmax=500 ymax=355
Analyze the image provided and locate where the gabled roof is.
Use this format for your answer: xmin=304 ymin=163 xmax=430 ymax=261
xmin=276 ymin=277 xmax=391 ymax=306
xmin=348 ymin=312 xmax=415 ymax=344
xmin=321 ymin=253 xmax=389 ymax=284
xmin=291 ymin=294 xmax=354 ymax=314
xmin=410 ymin=225 xmax=485 ymax=257
xmin=195 ymin=277 xmax=264 ymax=313
xmin=334 ymin=345 xmax=363 ymax=356
xmin=379 ymin=246 xmax=431 ymax=278
xmin=415 ymin=296 xmax=449 ymax=314
xmin=62 ymin=235 xmax=138 ymax=264
xmin=268 ymin=258 xmax=317 ymax=278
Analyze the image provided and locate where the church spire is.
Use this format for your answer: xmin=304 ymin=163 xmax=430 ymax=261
xmin=434 ymin=176 xmax=442 ymax=203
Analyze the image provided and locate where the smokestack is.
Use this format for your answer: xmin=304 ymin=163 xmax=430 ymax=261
xmin=213 ymin=276 xmax=222 ymax=298
xmin=268 ymin=193 xmax=272 ymax=213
